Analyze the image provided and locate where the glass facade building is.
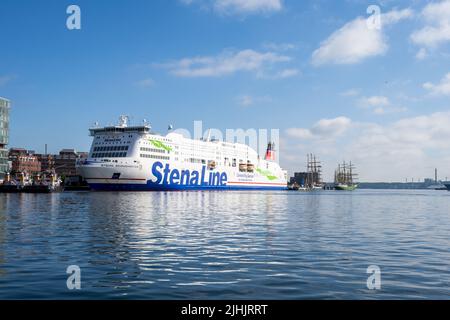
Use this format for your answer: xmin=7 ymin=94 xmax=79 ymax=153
xmin=0 ymin=97 xmax=10 ymax=178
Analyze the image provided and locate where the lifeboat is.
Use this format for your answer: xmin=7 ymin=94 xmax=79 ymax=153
xmin=207 ymin=160 xmax=216 ymax=170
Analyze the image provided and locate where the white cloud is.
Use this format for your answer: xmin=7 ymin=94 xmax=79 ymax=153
xmin=351 ymin=112 xmax=450 ymax=164
xmin=373 ymin=106 xmax=408 ymax=115
xmin=359 ymin=96 xmax=391 ymax=115
xmin=312 ymin=8 xmax=413 ymax=65
xmin=415 ymin=48 xmax=428 ymax=60
xmin=312 ymin=117 xmax=353 ymax=137
xmin=382 ymin=8 xmax=414 ymax=24
xmin=0 ymin=75 xmax=16 ymax=87
xmin=313 ymin=17 xmax=386 ymax=65
xmin=135 ymin=78 xmax=155 ymax=88
xmin=262 ymin=42 xmax=297 ymax=51
xmin=285 ymin=127 xmax=313 ymax=140
xmin=214 ymin=0 xmax=282 ymax=14
xmin=359 ymin=95 xmax=390 ymax=108
xmin=281 ymin=112 xmax=450 ymax=182
xmin=411 ymin=0 xmax=450 ymax=49
xmin=255 ymin=67 xmax=300 ymax=79
xmin=236 ymin=94 xmax=272 ymax=107
xmin=342 ymin=90 xmax=407 ymax=115
xmin=340 ymin=89 xmax=360 ymax=97
xmin=358 ymin=95 xmax=407 ymax=115
xmin=237 ymin=95 xmax=254 ymax=106
xmin=274 ymin=68 xmax=299 ymax=78
xmin=423 ymin=72 xmax=450 ymax=96
xmin=160 ymin=49 xmax=291 ymax=78
xmin=286 ymin=116 xmax=352 ymax=140
xmin=181 ymin=0 xmax=283 ymax=15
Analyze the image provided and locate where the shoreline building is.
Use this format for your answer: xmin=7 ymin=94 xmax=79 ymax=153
xmin=35 ymin=153 xmax=55 ymax=173
xmin=55 ymin=149 xmax=88 ymax=177
xmin=0 ymin=97 xmax=10 ymax=180
xmin=9 ymin=148 xmax=41 ymax=175
xmin=6 ymin=147 xmax=88 ymax=178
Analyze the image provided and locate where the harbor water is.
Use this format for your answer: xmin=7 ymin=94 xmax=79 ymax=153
xmin=0 ymin=190 xmax=449 ymax=299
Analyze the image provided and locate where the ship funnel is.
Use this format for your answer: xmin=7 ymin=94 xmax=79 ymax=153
xmin=265 ymin=142 xmax=276 ymax=161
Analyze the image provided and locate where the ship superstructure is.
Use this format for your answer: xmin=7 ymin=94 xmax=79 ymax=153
xmin=77 ymin=116 xmax=288 ymax=191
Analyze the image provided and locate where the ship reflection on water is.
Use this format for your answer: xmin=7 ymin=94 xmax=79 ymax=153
xmin=0 ymin=190 xmax=449 ymax=299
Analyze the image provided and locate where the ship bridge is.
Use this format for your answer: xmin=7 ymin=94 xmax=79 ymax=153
xmin=89 ymin=125 xmax=151 ymax=136
xmin=89 ymin=116 xmax=153 ymax=136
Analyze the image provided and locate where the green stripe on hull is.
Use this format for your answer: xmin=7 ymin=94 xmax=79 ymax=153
xmin=335 ymin=184 xmax=358 ymax=191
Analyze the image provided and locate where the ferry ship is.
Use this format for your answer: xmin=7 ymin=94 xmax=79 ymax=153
xmin=77 ymin=116 xmax=288 ymax=191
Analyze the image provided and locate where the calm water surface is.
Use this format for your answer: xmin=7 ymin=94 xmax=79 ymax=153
xmin=0 ymin=190 xmax=449 ymax=299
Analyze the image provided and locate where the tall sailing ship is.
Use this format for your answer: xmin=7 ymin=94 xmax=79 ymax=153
xmin=334 ymin=161 xmax=358 ymax=191
xmin=76 ymin=116 xmax=288 ymax=191
xmin=306 ymin=154 xmax=324 ymax=190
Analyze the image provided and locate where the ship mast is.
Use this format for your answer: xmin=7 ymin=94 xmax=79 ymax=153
xmin=335 ymin=161 xmax=358 ymax=185
xmin=306 ymin=154 xmax=323 ymax=188
xmin=306 ymin=154 xmax=310 ymax=188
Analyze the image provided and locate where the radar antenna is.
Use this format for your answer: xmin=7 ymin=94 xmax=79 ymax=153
xmin=118 ymin=115 xmax=129 ymax=127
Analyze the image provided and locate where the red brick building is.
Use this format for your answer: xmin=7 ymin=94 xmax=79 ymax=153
xmin=35 ymin=153 xmax=55 ymax=173
xmin=54 ymin=149 xmax=88 ymax=176
xmin=9 ymin=148 xmax=41 ymax=174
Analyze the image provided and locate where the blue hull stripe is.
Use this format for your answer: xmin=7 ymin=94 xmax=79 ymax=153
xmin=88 ymin=183 xmax=287 ymax=191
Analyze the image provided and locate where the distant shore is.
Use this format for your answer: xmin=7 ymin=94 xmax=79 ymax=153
xmin=356 ymin=182 xmax=449 ymax=190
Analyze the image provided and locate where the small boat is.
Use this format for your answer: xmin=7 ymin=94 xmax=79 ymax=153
xmin=427 ymin=184 xmax=447 ymax=191
xmin=288 ymin=183 xmax=300 ymax=191
xmin=207 ymin=160 xmax=217 ymax=170
xmin=0 ymin=173 xmax=19 ymax=192
xmin=0 ymin=172 xmax=30 ymax=193
xmin=0 ymin=172 xmax=63 ymax=193
xmin=26 ymin=173 xmax=63 ymax=193
xmin=0 ymin=184 xmax=21 ymax=193
xmin=22 ymin=185 xmax=61 ymax=193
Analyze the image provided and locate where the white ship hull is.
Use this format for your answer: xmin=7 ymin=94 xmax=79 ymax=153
xmin=78 ymin=159 xmax=287 ymax=191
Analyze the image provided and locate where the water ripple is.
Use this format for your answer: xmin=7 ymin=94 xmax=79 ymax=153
xmin=0 ymin=190 xmax=449 ymax=299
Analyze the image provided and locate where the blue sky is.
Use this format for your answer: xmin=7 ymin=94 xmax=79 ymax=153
xmin=1 ymin=0 xmax=450 ymax=181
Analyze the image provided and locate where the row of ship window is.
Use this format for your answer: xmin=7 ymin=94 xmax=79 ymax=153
xmin=140 ymin=154 xmax=170 ymax=160
xmin=140 ymin=147 xmax=166 ymax=154
xmin=92 ymin=152 xmax=128 ymax=158
xmin=93 ymin=146 xmax=129 ymax=152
